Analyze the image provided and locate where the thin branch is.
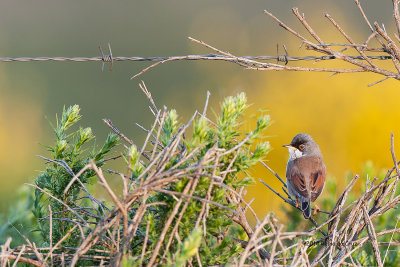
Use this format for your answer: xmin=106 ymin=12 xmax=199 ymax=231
xmin=393 ymin=0 xmax=400 ymax=40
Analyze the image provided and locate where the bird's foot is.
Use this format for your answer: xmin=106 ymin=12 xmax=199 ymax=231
xmin=313 ymin=203 xmax=320 ymax=215
xmin=296 ymin=198 xmax=299 ymax=208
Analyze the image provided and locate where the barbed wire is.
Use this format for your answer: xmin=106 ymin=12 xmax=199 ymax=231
xmin=0 ymin=42 xmax=392 ymax=69
xmin=0 ymin=53 xmax=392 ymax=64
xmin=0 ymin=46 xmax=393 ymax=81
xmin=0 ymin=54 xmax=392 ymax=63
xmin=0 ymin=0 xmax=399 ymax=85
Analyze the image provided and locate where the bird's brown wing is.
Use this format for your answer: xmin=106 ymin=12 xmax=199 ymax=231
xmin=287 ymin=160 xmax=308 ymax=199
xmin=287 ymin=157 xmax=326 ymax=202
xmin=310 ymin=163 xmax=326 ymax=202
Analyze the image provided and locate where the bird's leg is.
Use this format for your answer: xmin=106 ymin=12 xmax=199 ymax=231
xmin=295 ymin=198 xmax=299 ymax=208
xmin=313 ymin=203 xmax=320 ymax=215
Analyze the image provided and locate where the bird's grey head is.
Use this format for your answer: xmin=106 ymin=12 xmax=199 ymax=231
xmin=283 ymin=133 xmax=322 ymax=159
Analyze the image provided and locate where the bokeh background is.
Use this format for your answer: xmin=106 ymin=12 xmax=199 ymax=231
xmin=0 ymin=0 xmax=399 ymax=225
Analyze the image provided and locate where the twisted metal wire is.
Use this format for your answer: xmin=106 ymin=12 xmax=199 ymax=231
xmin=0 ymin=54 xmax=391 ymax=63
xmin=0 ymin=42 xmax=393 ymax=77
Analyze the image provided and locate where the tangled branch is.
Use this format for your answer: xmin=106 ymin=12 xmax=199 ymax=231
xmin=136 ymin=0 xmax=400 ymax=86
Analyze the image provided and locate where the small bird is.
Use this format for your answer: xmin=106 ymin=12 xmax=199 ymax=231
xmin=283 ymin=133 xmax=326 ymax=219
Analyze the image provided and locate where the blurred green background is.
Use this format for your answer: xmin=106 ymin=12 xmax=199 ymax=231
xmin=0 ymin=0 xmax=399 ymax=224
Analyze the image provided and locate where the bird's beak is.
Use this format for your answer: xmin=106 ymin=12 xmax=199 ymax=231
xmin=282 ymin=145 xmax=298 ymax=152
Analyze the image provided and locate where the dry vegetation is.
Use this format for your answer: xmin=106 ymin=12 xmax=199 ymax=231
xmin=1 ymin=83 xmax=400 ymax=266
xmin=2 ymin=1 xmax=400 ymax=266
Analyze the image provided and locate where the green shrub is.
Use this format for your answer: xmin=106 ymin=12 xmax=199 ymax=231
xmin=26 ymin=93 xmax=271 ymax=265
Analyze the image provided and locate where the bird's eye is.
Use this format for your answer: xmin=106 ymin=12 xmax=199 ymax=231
xmin=299 ymin=144 xmax=305 ymax=150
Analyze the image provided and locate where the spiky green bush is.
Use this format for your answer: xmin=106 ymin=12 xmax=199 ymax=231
xmin=1 ymin=93 xmax=400 ymax=266
xmin=19 ymin=93 xmax=270 ymax=265
xmin=32 ymin=105 xmax=118 ymax=245
xmin=128 ymin=93 xmax=271 ymax=265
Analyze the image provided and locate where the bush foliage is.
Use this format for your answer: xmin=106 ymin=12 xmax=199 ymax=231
xmin=1 ymin=92 xmax=400 ymax=266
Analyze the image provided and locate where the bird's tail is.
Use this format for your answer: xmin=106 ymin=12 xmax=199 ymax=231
xmin=301 ymin=198 xmax=311 ymax=219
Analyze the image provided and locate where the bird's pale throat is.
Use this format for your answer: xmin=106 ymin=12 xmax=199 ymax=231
xmin=288 ymin=147 xmax=303 ymax=159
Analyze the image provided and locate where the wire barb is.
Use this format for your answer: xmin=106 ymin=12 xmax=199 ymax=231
xmin=276 ymin=44 xmax=289 ymax=65
xmin=99 ymin=43 xmax=114 ymax=71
